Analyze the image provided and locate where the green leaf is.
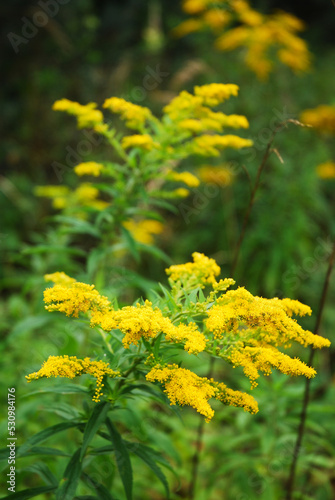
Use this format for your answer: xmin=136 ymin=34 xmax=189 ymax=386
xmin=106 ymin=418 xmax=133 ymax=500
xmin=1 ymin=486 xmax=57 ymax=499
xmin=23 ymin=462 xmax=58 ymax=486
xmin=11 ymin=315 xmax=51 ymax=338
xmin=56 ymin=448 xmax=82 ymax=500
xmin=54 ymin=216 xmax=101 ymax=238
xmin=137 ymin=244 xmax=172 ymax=264
xmin=80 ymin=402 xmax=110 ymax=460
xmin=120 ymin=226 xmax=140 ymax=262
xmin=19 ymin=422 xmax=80 ymax=456
xmin=19 ymin=446 xmax=70 ymax=458
xmin=22 ymin=245 xmax=86 ymax=257
xmin=82 ymin=472 xmax=120 ymax=500
xmin=22 ymin=384 xmax=89 ymax=398
xmin=125 ymin=442 xmax=170 ymax=498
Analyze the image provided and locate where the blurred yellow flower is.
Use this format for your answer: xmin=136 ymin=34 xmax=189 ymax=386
xmin=74 ymin=162 xmax=104 ymax=177
xmin=300 ymin=105 xmax=335 ymax=134
xmin=316 ymin=162 xmax=335 ymax=179
xmin=103 ymin=97 xmax=153 ymax=129
xmin=121 ymin=134 xmax=160 ymax=151
xmin=168 ymin=171 xmax=200 ymax=187
xmin=197 ymin=165 xmax=233 ymax=186
xmin=123 ymin=219 xmax=164 ymax=245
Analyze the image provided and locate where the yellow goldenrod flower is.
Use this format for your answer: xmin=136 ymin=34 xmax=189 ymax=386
xmin=192 ymin=134 xmax=253 ymax=156
xmin=229 ymin=346 xmax=316 ymax=388
xmin=300 ymin=105 xmax=335 ymax=134
xmin=206 ymin=287 xmax=330 ymax=349
xmin=197 ymin=165 xmax=233 ymax=186
xmin=166 ymin=252 xmax=221 ymax=287
xmin=26 ymin=355 xmax=119 ymax=402
xmin=123 ymin=219 xmax=164 ymax=245
xmin=44 ymin=282 xmax=111 ymax=317
xmin=53 ymin=99 xmax=104 ymax=128
xmin=74 ymin=183 xmax=99 ymax=202
xmin=194 ymin=83 xmax=239 ymax=106
xmin=90 ymin=300 xmax=207 ymax=354
xmin=44 ymin=272 xmax=76 ymax=287
xmin=171 ymin=18 xmax=204 ymax=37
xmin=214 ymin=381 xmax=259 ymax=413
xmin=169 ymin=188 xmax=190 ymax=198
xmin=146 ymin=364 xmax=217 ymax=421
xmin=176 ymin=1 xmax=311 ymax=80
xmin=203 ymin=9 xmax=231 ymax=30
xmin=103 ymin=97 xmax=153 ymax=129
xmin=182 ymin=0 xmax=208 ymax=15
xmin=74 ymin=162 xmax=104 ymax=177
xmin=316 ymin=161 xmax=335 ymax=179
xmin=121 ymin=134 xmax=160 ymax=151
xmin=167 ymin=171 xmax=200 ymax=187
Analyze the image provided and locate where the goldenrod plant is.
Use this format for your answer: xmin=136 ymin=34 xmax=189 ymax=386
xmin=21 ymin=252 xmax=330 ymax=498
xmin=34 ymin=84 xmax=252 ymax=292
xmin=174 ymin=0 xmax=311 ymax=80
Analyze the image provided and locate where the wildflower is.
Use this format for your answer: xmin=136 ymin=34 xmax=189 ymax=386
xmin=74 ymin=162 xmax=104 ymax=177
xmin=166 ymin=252 xmax=221 ymax=288
xmin=167 ymin=171 xmax=200 ymax=187
xmin=229 ymin=346 xmax=316 ymax=388
xmin=300 ymin=105 xmax=335 ymax=134
xmin=103 ymin=97 xmax=153 ymax=130
xmin=35 ymin=185 xmax=70 ymax=209
xmin=146 ymin=364 xmax=217 ymax=421
xmin=91 ymin=300 xmax=207 ymax=354
xmin=44 ymin=282 xmax=111 ymax=317
xmin=316 ymin=161 xmax=335 ymax=179
xmin=191 ymin=134 xmax=253 ymax=156
xmin=44 ymin=272 xmax=76 ymax=287
xmin=75 ymin=183 xmax=99 ymax=202
xmin=194 ymin=83 xmax=239 ymax=106
xmin=123 ymin=219 xmax=164 ymax=245
xmin=206 ymin=287 xmax=330 ymax=349
xmin=197 ymin=165 xmax=233 ymax=186
xmin=171 ymin=18 xmax=203 ymax=37
xmin=53 ymin=99 xmax=104 ymax=129
xmin=214 ymin=381 xmax=259 ymax=413
xmin=121 ymin=134 xmax=160 ymax=151
xmin=26 ymin=355 xmax=119 ymax=402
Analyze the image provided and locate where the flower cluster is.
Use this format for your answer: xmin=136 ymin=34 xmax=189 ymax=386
xmin=174 ymin=0 xmax=311 ymax=79
xmin=44 ymin=282 xmax=111 ymax=317
xmin=29 ymin=253 xmax=330 ymax=421
xmin=300 ymin=105 xmax=335 ymax=134
xmin=74 ymin=162 xmax=104 ymax=177
xmin=146 ymin=364 xmax=218 ymax=421
xmin=53 ymin=99 xmax=104 ymax=130
xmin=166 ymin=251 xmax=221 ymax=288
xmin=103 ymin=97 xmax=154 ymax=130
xmin=26 ymin=355 xmax=119 ymax=402
xmin=123 ymin=219 xmax=164 ymax=245
xmin=90 ymin=300 xmax=207 ymax=354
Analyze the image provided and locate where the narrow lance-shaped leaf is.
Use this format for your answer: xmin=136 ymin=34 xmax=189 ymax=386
xmin=106 ymin=418 xmax=133 ymax=500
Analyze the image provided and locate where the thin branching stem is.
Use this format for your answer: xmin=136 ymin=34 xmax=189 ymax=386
xmin=285 ymin=238 xmax=335 ymax=500
xmin=231 ymin=121 xmax=290 ymax=276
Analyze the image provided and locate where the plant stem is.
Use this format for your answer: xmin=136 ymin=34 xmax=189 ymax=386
xmin=231 ymin=122 xmax=288 ymax=276
xmin=285 ymin=238 xmax=335 ymax=500
xmin=188 ymin=356 xmax=215 ymax=499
